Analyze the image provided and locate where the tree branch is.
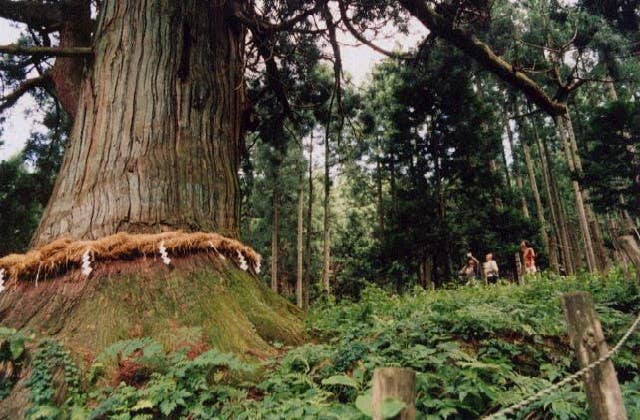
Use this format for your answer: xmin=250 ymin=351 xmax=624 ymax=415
xmin=399 ymin=0 xmax=567 ymax=116
xmin=230 ymin=1 xmax=319 ymax=34
xmin=322 ymin=4 xmax=343 ymax=116
xmin=0 ymin=73 xmax=51 ymax=113
xmin=249 ymin=30 xmax=292 ymax=117
xmin=0 ymin=0 xmax=63 ymax=28
xmin=338 ymin=0 xmax=412 ymax=60
xmin=0 ymin=44 xmax=92 ymax=57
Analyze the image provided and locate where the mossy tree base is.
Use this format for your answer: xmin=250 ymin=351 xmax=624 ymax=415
xmin=0 ymin=254 xmax=304 ymax=360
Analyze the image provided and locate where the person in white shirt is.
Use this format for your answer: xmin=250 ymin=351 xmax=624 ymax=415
xmin=483 ymin=253 xmax=499 ymax=284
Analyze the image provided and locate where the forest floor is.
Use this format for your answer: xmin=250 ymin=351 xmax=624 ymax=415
xmin=1 ymin=269 xmax=639 ymax=419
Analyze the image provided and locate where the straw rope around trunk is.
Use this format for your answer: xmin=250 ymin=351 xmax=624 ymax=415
xmin=0 ymin=231 xmax=261 ymax=284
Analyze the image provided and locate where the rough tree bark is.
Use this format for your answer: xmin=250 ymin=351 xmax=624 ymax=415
xmin=0 ymin=0 xmax=92 ymax=119
xmin=32 ymin=0 xmax=245 ymax=246
xmin=49 ymin=0 xmax=93 ymax=118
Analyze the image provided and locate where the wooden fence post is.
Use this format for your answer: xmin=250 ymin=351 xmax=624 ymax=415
xmin=561 ymin=292 xmax=628 ymax=420
xmin=372 ymin=367 xmax=416 ymax=420
xmin=515 ymin=253 xmax=524 ymax=285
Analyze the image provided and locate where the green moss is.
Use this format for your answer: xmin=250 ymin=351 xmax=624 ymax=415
xmin=35 ymin=258 xmax=303 ymax=361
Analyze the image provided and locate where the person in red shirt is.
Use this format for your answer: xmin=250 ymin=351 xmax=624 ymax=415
xmin=521 ymin=240 xmax=537 ymax=274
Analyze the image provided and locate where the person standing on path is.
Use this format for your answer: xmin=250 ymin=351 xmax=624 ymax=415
xmin=483 ymin=253 xmax=499 ymax=284
xmin=521 ymin=240 xmax=537 ymax=275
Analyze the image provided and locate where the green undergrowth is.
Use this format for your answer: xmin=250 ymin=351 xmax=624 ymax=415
xmin=1 ymin=269 xmax=639 ymax=419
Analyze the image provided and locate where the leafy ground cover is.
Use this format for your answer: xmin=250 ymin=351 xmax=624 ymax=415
xmin=1 ymin=269 xmax=639 ymax=419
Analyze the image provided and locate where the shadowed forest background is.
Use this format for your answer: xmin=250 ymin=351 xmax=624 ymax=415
xmin=3 ymin=0 xmax=640 ymax=300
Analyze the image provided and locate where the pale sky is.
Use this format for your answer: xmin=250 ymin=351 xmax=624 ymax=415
xmin=0 ymin=19 xmax=41 ymax=160
xmin=0 ymin=17 xmax=427 ymax=161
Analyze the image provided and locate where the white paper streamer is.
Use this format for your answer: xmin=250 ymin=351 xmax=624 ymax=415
xmin=237 ymin=250 xmax=248 ymax=271
xmin=81 ymin=250 xmax=93 ymax=277
xmin=208 ymin=241 xmax=226 ymax=260
xmin=254 ymin=255 xmax=262 ymax=274
xmin=159 ymin=241 xmax=172 ymax=265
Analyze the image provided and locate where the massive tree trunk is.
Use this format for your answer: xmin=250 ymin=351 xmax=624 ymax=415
xmin=32 ymin=0 xmax=245 ymax=246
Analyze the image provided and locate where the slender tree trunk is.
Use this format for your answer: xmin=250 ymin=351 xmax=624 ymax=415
xmin=271 ymin=184 xmax=279 ymax=292
xmin=488 ymin=159 xmax=504 ymax=209
xmin=532 ymin=126 xmax=561 ymax=272
xmin=563 ymin=114 xmax=608 ymax=270
xmin=304 ymin=136 xmax=314 ymax=308
xmin=418 ymin=255 xmax=434 ymax=290
xmin=605 ymin=77 xmax=618 ymax=101
xmin=475 ymin=79 xmax=510 ymax=191
xmin=376 ymin=147 xmax=384 ymax=234
xmin=556 ymin=116 xmax=597 ymax=273
xmin=607 ymin=217 xmax=631 ymax=273
xmin=33 ymin=0 xmax=245 ymax=246
xmin=322 ymin=124 xmax=332 ymax=294
xmin=389 ymin=155 xmax=398 ymax=216
xmin=569 ymin=223 xmax=585 ymax=272
xmin=625 ymin=144 xmax=640 ymax=220
xmin=541 ymin=132 xmax=575 ymax=274
xmin=605 ymin=77 xmax=639 ymax=231
xmin=434 ymin=149 xmax=451 ymax=281
xmin=503 ymin=106 xmax=530 ymax=218
xmin=589 ymin=217 xmax=608 ymax=270
xmin=296 ymin=172 xmax=304 ymax=308
xmin=499 ymin=144 xmax=512 ymax=191
xmin=519 ymin=120 xmax=557 ymax=272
